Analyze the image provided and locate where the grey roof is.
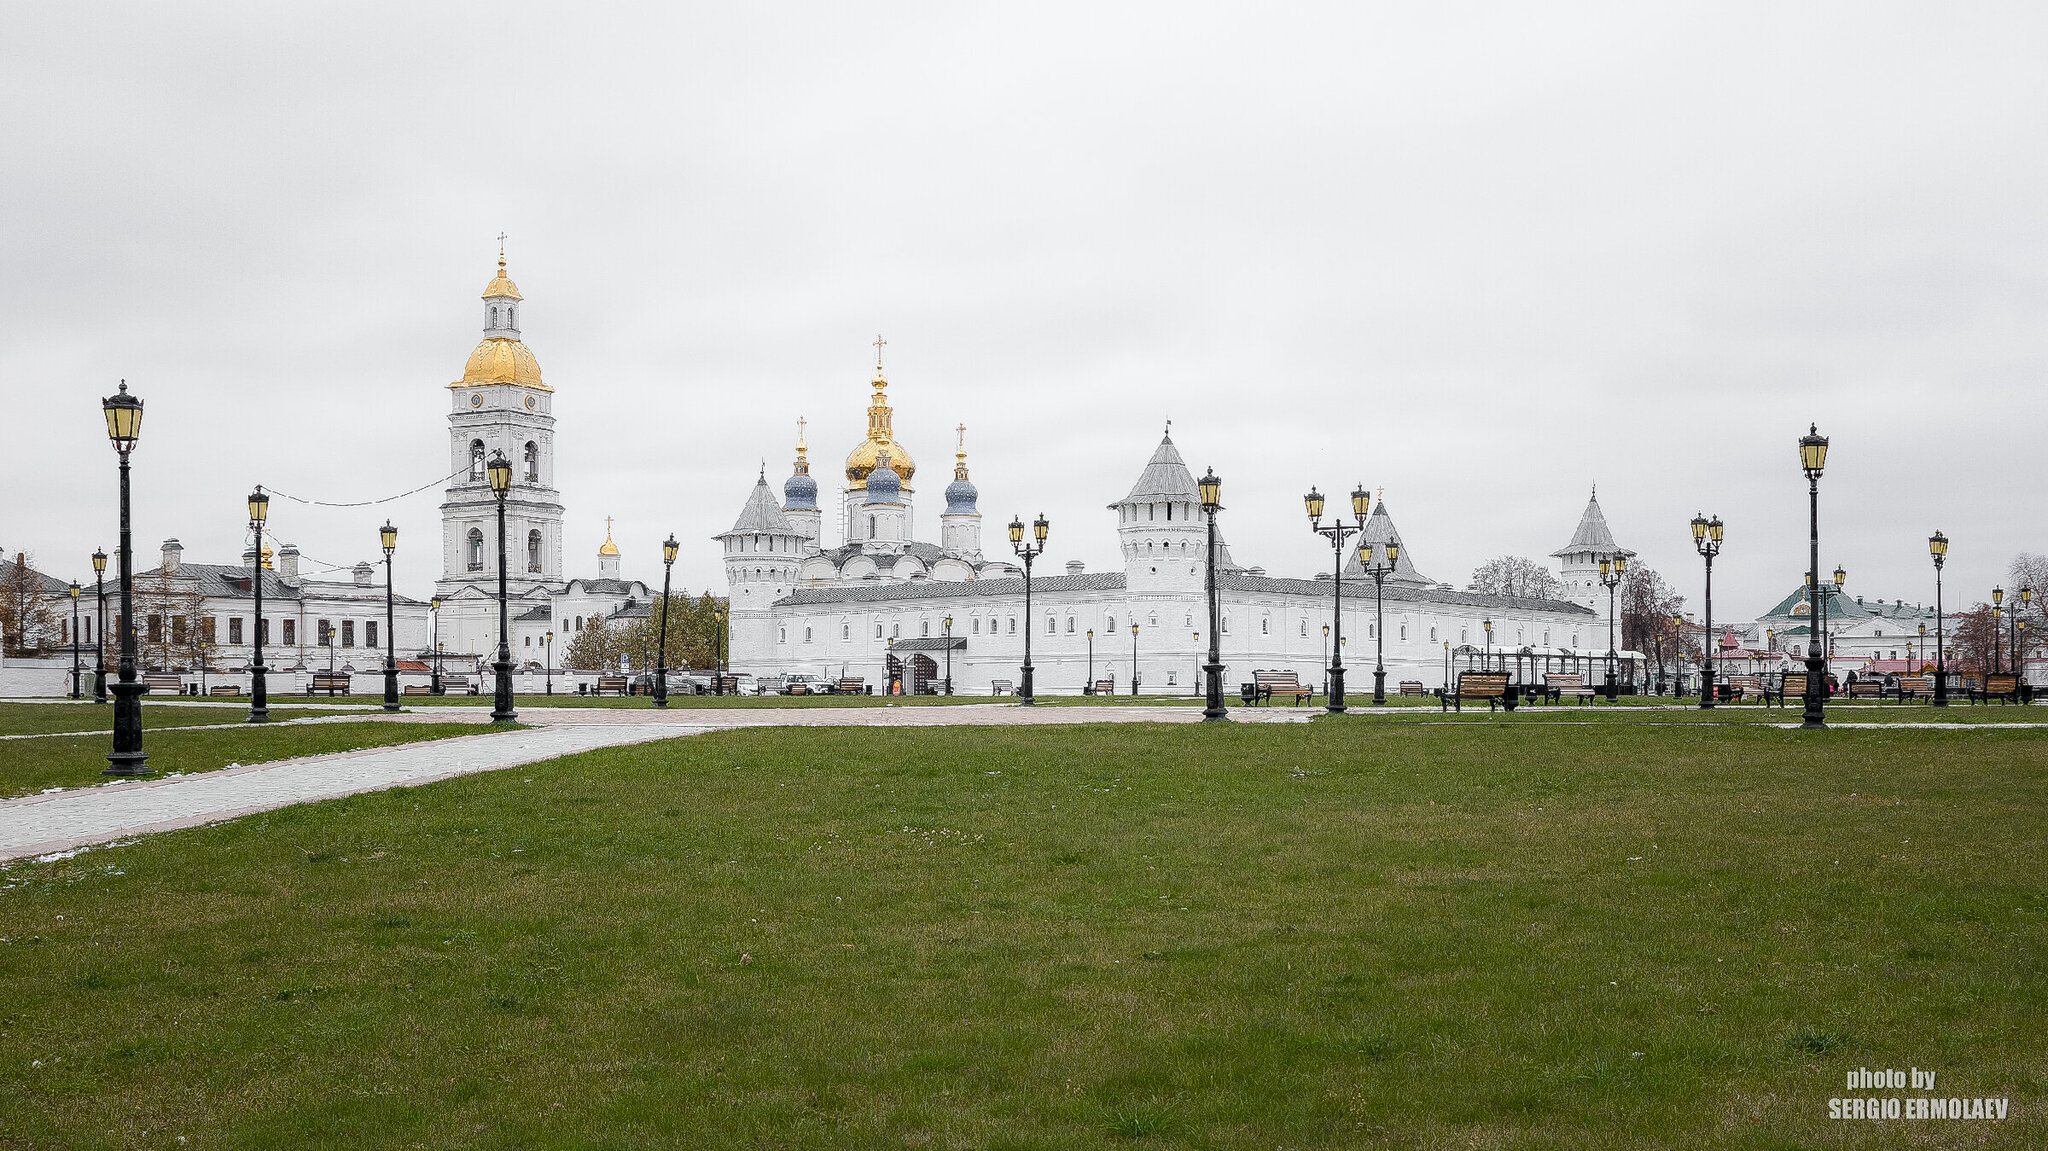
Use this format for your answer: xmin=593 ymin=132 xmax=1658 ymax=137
xmin=137 ymin=563 xmax=426 ymax=606
xmin=516 ymin=604 xmax=552 ymax=621
xmin=1552 ymin=490 xmax=1633 ymax=558
xmin=564 ymin=577 xmax=645 ymax=596
xmin=1339 ymin=500 xmax=1433 ymax=586
xmin=1756 ymin=585 xmax=1933 ymax=623
xmin=773 ymin=568 xmax=1595 ymax=615
xmin=816 ymin=540 xmax=952 ymax=567
xmin=889 ymin=636 xmax=967 ymax=651
xmin=719 ymin=473 xmax=796 ymax=537
xmin=1112 ymin=432 xmax=1200 ymax=505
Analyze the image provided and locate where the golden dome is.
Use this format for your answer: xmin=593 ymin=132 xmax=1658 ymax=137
xmin=844 ymin=366 xmax=914 ymax=489
xmin=598 ymin=518 xmax=620 ymax=556
xmin=483 ymin=257 xmax=522 ymax=300
xmin=451 ymin=336 xmax=552 ymax=392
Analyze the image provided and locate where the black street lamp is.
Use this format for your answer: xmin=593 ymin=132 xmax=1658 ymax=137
xmin=246 ymin=488 xmax=272 ymax=722
xmin=1798 ymin=425 xmax=1831 ymax=729
xmin=1691 ymin=513 xmax=1723 ymax=709
xmin=1009 ymin=513 xmax=1049 ymax=704
xmin=713 ymin=604 xmax=727 ymax=695
xmin=1191 ymin=631 xmax=1201 ymax=695
xmin=1599 ymin=554 xmax=1626 ymax=699
xmin=1916 ymin=622 xmax=1925 ymax=675
xmin=2013 ymin=587 xmax=2032 ymax=680
xmin=943 ymin=614 xmax=954 ymax=696
xmin=655 ymin=534 xmax=678 ymax=707
xmin=885 ymin=635 xmax=896 ymax=695
xmin=544 ymin=631 xmax=554 ymax=694
xmin=1991 ymin=586 xmax=2005 ymax=675
xmin=1929 ymin=530 xmax=1949 ymax=706
xmin=1085 ymin=627 xmax=1094 ymax=694
xmin=1305 ymin=483 xmax=1370 ymax=713
xmin=429 ymin=596 xmax=443 ymax=695
xmin=100 ymin=381 xmax=148 ymax=776
xmin=1130 ymin=621 xmax=1139 ymax=695
xmin=380 ymin=520 xmax=400 ymax=712
xmin=1482 ymin=618 xmax=1493 ymax=663
xmin=1358 ymin=539 xmax=1397 ymax=705
xmin=92 ymin=547 xmax=109 ymax=705
xmin=68 ymin=581 xmax=82 ymax=699
xmin=486 ymin=450 xmax=517 ymax=722
xmin=1322 ymin=623 xmax=1331 ymax=697
xmin=1199 ymin=467 xmax=1226 ymax=721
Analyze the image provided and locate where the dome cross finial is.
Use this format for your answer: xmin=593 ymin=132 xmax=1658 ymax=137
xmin=873 ymin=333 xmax=887 ymax=371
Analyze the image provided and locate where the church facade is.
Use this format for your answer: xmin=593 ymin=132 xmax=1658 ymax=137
xmin=722 ymin=363 xmax=1625 ymax=695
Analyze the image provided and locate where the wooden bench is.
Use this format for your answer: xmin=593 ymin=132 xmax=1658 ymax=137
xmin=142 ymin=672 xmax=183 ymax=695
xmin=1765 ymin=673 xmax=1808 ymax=707
xmin=1896 ymin=674 xmax=1933 ymax=701
xmin=1093 ymin=679 xmax=1115 ymax=696
xmin=310 ymin=671 xmax=350 ymax=696
xmin=1847 ymin=681 xmax=1883 ymax=699
xmin=1969 ymin=673 xmax=2021 ymax=705
xmin=1399 ymin=681 xmax=1425 ymax=696
xmin=207 ymin=684 xmax=242 ymax=697
xmin=1541 ymin=672 xmax=1597 ymax=705
xmin=1723 ymin=674 xmax=1762 ymax=702
xmin=402 ymin=684 xmax=432 ymax=696
xmin=837 ymin=677 xmax=867 ymax=696
xmin=1439 ymin=671 xmax=1514 ymax=712
xmin=594 ymin=675 xmax=629 ymax=696
xmin=990 ymin=679 xmax=1015 ymax=696
xmin=1253 ymin=669 xmax=1314 ymax=705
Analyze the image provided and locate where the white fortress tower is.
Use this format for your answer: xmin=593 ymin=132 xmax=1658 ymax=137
xmin=939 ymin=424 xmax=982 ymax=559
xmin=1112 ymin=429 xmax=1234 ymax=593
xmin=1552 ymin=488 xmax=1633 ymax=614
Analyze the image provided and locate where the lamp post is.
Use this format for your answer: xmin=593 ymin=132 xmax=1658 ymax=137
xmin=68 ymin=581 xmax=82 ymax=699
xmin=1358 ymin=539 xmax=1397 ymax=705
xmin=1483 ymin=618 xmax=1492 ymax=664
xmin=429 ymin=596 xmax=443 ymax=694
xmin=1826 ymin=566 xmax=1846 ymax=690
xmin=1675 ymin=614 xmax=1689 ymax=696
xmin=1991 ymin=586 xmax=2005 ymax=675
xmin=1191 ymin=631 xmax=1200 ymax=696
xmin=244 ymin=488 xmax=272 ymax=722
xmin=1916 ymin=622 xmax=1925 ymax=675
xmin=1798 ymin=425 xmax=1830 ymax=729
xmin=1599 ymin=554 xmax=1626 ymax=699
xmin=1929 ymin=530 xmax=1948 ymax=706
xmin=1084 ymin=627 xmax=1094 ymax=694
xmin=1305 ymin=483 xmax=1370 ymax=713
xmin=943 ymin=614 xmax=954 ymax=696
xmin=2014 ymin=587 xmax=2031 ymax=681
xmin=101 ymin=382 xmax=148 ymax=776
xmin=655 ymin=534 xmax=678 ymax=707
xmin=486 ymin=450 xmax=516 ymax=722
xmin=1009 ymin=513 xmax=1048 ymax=705
xmin=1199 ymin=467 xmax=1226 ymax=721
xmin=1691 ymin=513 xmax=1723 ymax=709
xmin=1321 ymin=624 xmax=1330 ymax=696
xmin=379 ymin=520 xmax=400 ymax=712
xmin=885 ymin=636 xmax=896 ymax=695
xmin=92 ymin=548 xmax=108 ymax=705
xmin=1130 ymin=622 xmax=1140 ymax=696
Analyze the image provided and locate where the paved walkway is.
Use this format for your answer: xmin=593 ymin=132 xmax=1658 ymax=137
xmin=0 ymin=704 xmax=1286 ymax=862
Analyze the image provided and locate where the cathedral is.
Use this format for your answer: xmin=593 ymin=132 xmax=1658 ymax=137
xmin=721 ymin=360 xmax=1629 ymax=694
xmin=432 ymin=255 xmax=650 ymax=667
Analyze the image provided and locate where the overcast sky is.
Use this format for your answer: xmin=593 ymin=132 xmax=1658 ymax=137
xmin=5 ymin=4 xmax=2043 ymax=621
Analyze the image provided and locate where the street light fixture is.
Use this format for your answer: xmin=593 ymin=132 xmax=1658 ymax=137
xmin=68 ymin=581 xmax=82 ymax=699
xmin=1992 ymin=586 xmax=2005 ymax=675
xmin=486 ymin=450 xmax=517 ymax=722
xmin=1796 ymin=424 xmax=1831 ymax=728
xmin=245 ymin=488 xmax=272 ymax=722
xmin=1690 ymin=513 xmax=1723 ymax=709
xmin=1085 ymin=626 xmax=1094 ymax=694
xmin=1130 ymin=621 xmax=1140 ymax=696
xmin=943 ymin=614 xmax=954 ymax=696
xmin=380 ymin=520 xmax=400 ymax=712
xmin=1009 ymin=513 xmax=1049 ymax=704
xmin=91 ymin=548 xmax=108 ymax=704
xmin=1199 ymin=467 xmax=1226 ymax=721
xmin=1357 ymin=538 xmax=1398 ymax=705
xmin=100 ymin=381 xmax=148 ymax=776
xmin=1929 ymin=530 xmax=1949 ymax=706
xmin=1598 ymin=554 xmax=1627 ymax=698
xmin=544 ymin=630 xmax=554 ymax=695
xmin=655 ymin=533 xmax=678 ymax=707
xmin=429 ymin=596 xmax=443 ymax=694
xmin=1305 ymin=482 xmax=1370 ymax=713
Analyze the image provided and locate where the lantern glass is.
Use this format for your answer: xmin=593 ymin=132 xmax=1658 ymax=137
xmin=1357 ymin=542 xmax=1372 ymax=567
xmin=1614 ymin=554 xmax=1628 ymax=575
xmin=1387 ymin=541 xmax=1399 ymax=563
xmin=248 ymin=488 xmax=270 ymax=525
xmin=486 ymin=452 xmax=513 ymax=495
xmin=70 ymin=581 xmax=81 ymax=600
xmin=1033 ymin=514 xmax=1049 ymax=544
xmin=1198 ymin=468 xmax=1222 ymax=512
xmin=1709 ymin=516 xmax=1723 ymax=543
xmin=1130 ymin=623 xmax=1138 ymax=635
xmin=380 ymin=521 xmax=398 ymax=555
xmin=1928 ymin=531 xmax=1948 ymax=559
xmin=92 ymin=549 xmax=107 ymax=575
xmin=101 ymin=382 xmax=143 ymax=448
xmin=1303 ymin=487 xmax=1324 ymax=521
xmin=1350 ymin=485 xmax=1369 ymax=518
xmin=2023 ymin=587 xmax=2034 ymax=605
xmin=431 ymin=596 xmax=441 ymax=611
xmin=1007 ymin=517 xmax=1024 ymax=545
xmin=1992 ymin=586 xmax=2004 ymax=605
xmin=1599 ymin=559 xmax=1611 ymax=577
xmin=1690 ymin=513 xmax=1708 ymax=542
xmin=1833 ymin=566 xmax=1846 ymax=588
xmin=1798 ymin=423 xmax=1829 ymax=476
xmin=663 ymin=535 xmax=680 ymax=564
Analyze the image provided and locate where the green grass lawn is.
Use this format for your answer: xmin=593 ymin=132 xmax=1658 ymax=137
xmin=0 ymin=721 xmax=491 ymax=799
xmin=0 ymin=702 xmax=354 ymax=737
xmin=2 ymin=720 xmax=2043 ymax=1148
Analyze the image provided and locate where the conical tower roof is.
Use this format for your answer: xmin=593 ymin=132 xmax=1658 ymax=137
xmin=718 ymin=471 xmax=796 ymax=537
xmin=1551 ymin=489 xmax=1633 ymax=558
xmin=1341 ymin=499 xmax=1434 ymax=585
xmin=1112 ymin=431 xmax=1200 ymax=505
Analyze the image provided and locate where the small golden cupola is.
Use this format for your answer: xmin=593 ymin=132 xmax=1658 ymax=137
xmin=597 ymin=516 xmax=621 ymax=579
xmin=843 ymin=352 xmax=915 ymax=492
xmin=452 ymin=253 xmax=551 ymax=392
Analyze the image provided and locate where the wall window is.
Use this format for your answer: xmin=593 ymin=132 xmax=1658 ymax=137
xmin=921 ymin=620 xmax=930 ymax=637
xmin=1008 ymin=617 xmax=1017 ymax=634
xmin=171 ymin=616 xmax=187 ymax=645
xmin=1047 ymin=615 xmax=1057 ymax=634
xmin=147 ymin=615 xmax=163 ymax=644
xmin=778 ymin=627 xmax=787 ymax=644
xmin=804 ymin=626 xmax=813 ymax=643
xmin=342 ymin=620 xmax=355 ymax=647
xmin=875 ymin=624 xmax=883 ymax=639
xmin=1429 ymin=626 xmax=1437 ymax=642
xmin=528 ymin=529 xmax=542 ymax=573
xmin=366 ymin=621 xmax=379 ymax=648
xmin=467 ymin=528 xmax=485 ymax=571
xmin=523 ymin=635 xmax=530 ymax=647
xmin=317 ymin=619 xmax=332 ymax=645
xmin=1150 ymin=613 xmax=1160 ymax=628
xmin=279 ymin=619 xmax=291 ymax=645
xmin=202 ymin=617 xmax=216 ymax=644
xmin=1167 ymin=671 xmax=1178 ymax=685
xmin=230 ymin=617 xmax=244 ymax=645
xmin=842 ymin=622 xmax=850 ymax=640
xmin=469 ymin=440 xmax=486 ymax=480
xmin=1299 ymin=620 xmax=1307 ymax=636
xmin=523 ymin=441 xmax=539 ymax=482
xmin=1260 ymin=617 xmax=1269 ymax=635
xmin=1459 ymin=627 xmax=1467 ymax=643
xmin=1399 ymin=624 xmax=1407 ymax=641
xmin=1544 ymin=630 xmax=1551 ymax=645
xmin=892 ymin=622 xmax=901 ymax=638
xmin=971 ymin=618 xmax=980 ymax=635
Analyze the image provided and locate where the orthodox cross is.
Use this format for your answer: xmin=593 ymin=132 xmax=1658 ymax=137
xmin=956 ymin=422 xmax=966 ymax=451
xmin=497 ymin=232 xmax=507 ymax=260
xmin=873 ymin=334 xmax=887 ymax=369
xmin=796 ymin=416 xmax=807 ymax=449
xmin=604 ymin=514 xmax=613 ymax=538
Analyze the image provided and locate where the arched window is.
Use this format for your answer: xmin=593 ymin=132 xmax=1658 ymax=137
xmin=972 ymin=618 xmax=981 ymax=634
xmin=804 ymin=626 xmax=813 ymax=643
xmin=891 ymin=622 xmax=900 ymax=638
xmin=1008 ymin=617 xmax=1017 ymax=634
xmin=1400 ymin=624 xmax=1408 ymax=641
xmin=523 ymin=442 xmax=539 ymax=481
xmin=1260 ymin=617 xmax=1269 ymax=635
xmin=875 ymin=624 xmax=883 ymax=638
xmin=508 ymin=307 xmax=516 ymax=327
xmin=1107 ymin=615 xmax=1116 ymax=633
xmin=1046 ymin=615 xmax=1056 ymax=635
xmin=527 ymin=529 xmax=542 ymax=573
xmin=1429 ymin=626 xmax=1438 ymax=642
xmin=1299 ymin=620 xmax=1308 ymax=637
xmin=467 ymin=528 xmax=484 ymax=571
xmin=1065 ymin=617 xmax=1075 ymax=633
xmin=842 ymin=623 xmax=850 ymax=640
xmin=490 ymin=306 xmax=499 ymax=328
xmin=920 ymin=620 xmax=930 ymax=637
xmin=469 ymin=440 xmax=486 ymax=480
xmin=778 ymin=627 xmax=787 ymax=644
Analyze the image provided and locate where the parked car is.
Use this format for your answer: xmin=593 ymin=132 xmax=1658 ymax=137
xmin=779 ymin=674 xmax=831 ymax=695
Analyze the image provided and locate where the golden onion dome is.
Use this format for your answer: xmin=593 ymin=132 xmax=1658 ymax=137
xmin=597 ymin=519 xmax=620 ymax=556
xmin=845 ymin=437 xmax=915 ymax=490
xmin=483 ymin=257 xmax=522 ymax=300
xmin=452 ymin=336 xmax=552 ymax=392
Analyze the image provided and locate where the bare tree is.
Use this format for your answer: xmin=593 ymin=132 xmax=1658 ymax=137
xmin=133 ymin=566 xmax=214 ymax=672
xmin=1620 ymin=563 xmax=1687 ymax=685
xmin=1468 ymin=555 xmax=1562 ymax=600
xmin=0 ymin=551 xmax=59 ymax=656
